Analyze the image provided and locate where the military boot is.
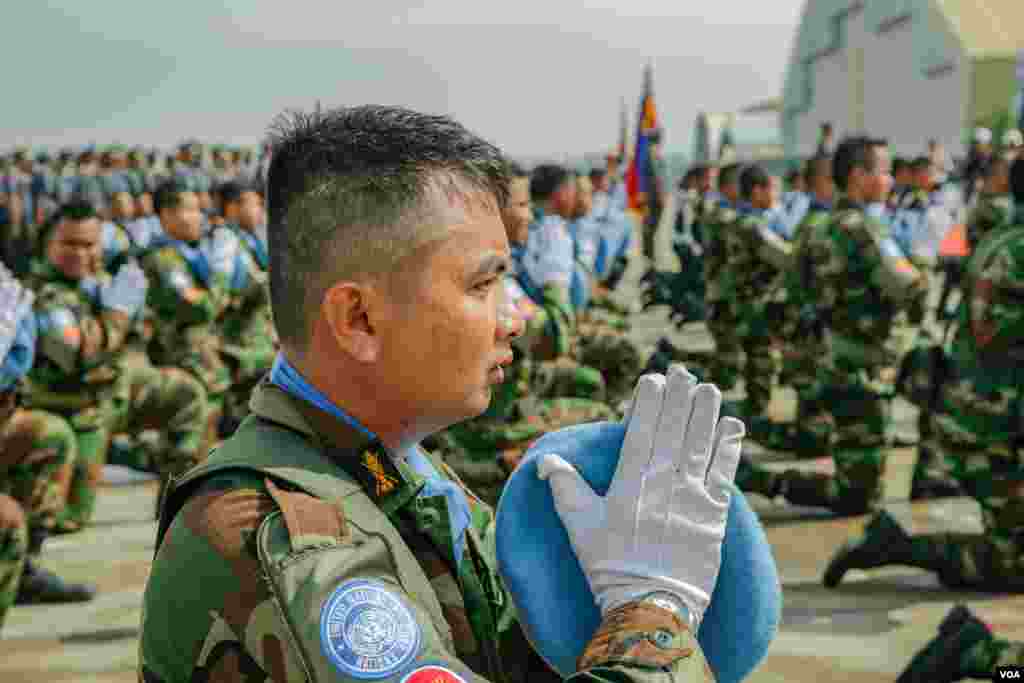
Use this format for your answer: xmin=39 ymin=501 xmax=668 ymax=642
xmin=15 ymin=558 xmax=96 ymax=605
xmin=909 ymin=446 xmax=963 ymax=501
xmin=823 ymin=510 xmax=913 ymax=588
xmin=896 ymin=605 xmax=995 ymax=683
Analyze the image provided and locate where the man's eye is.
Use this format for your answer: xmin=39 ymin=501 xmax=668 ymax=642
xmin=474 ymin=277 xmax=497 ymax=291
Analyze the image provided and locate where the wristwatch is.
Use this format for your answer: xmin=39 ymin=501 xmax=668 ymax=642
xmin=640 ymin=591 xmax=695 ymax=632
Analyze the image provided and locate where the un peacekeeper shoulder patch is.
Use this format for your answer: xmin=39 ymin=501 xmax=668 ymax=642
xmin=320 ymin=578 xmax=423 ymax=679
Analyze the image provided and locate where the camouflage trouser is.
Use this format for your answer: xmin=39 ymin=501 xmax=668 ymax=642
xmin=437 ymin=398 xmax=616 ymax=506
xmin=0 ymin=494 xmax=27 ymax=633
xmin=528 ymin=358 xmax=607 ymax=403
xmin=58 ymin=362 xmax=208 ymax=531
xmin=741 ymin=358 xmax=889 ymax=515
xmin=902 ymin=363 xmax=1024 ymax=591
xmin=779 ymin=341 xmax=835 ymax=455
xmin=739 ymin=333 xmax=779 ymax=418
xmin=0 ymin=409 xmax=77 ymax=537
xmin=575 ymin=324 xmax=645 ymax=404
xmin=706 ymin=302 xmax=742 ymax=392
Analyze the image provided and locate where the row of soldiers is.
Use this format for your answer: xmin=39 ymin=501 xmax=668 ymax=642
xmin=0 ymin=147 xmax=667 ymax=636
xmin=0 ymin=141 xmax=268 ymax=275
xmin=654 ymin=137 xmax=1024 ymax=681
xmin=0 ymin=171 xmax=276 ymax=631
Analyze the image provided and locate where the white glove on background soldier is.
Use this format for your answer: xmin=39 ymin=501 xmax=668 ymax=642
xmin=100 ymin=262 xmax=149 ymax=317
xmin=0 ymin=264 xmax=35 ymax=362
xmin=205 ymin=228 xmax=240 ymax=279
xmin=538 ymin=364 xmax=744 ymax=631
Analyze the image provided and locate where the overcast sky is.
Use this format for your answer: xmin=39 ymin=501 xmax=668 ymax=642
xmin=6 ymin=0 xmax=806 ymax=158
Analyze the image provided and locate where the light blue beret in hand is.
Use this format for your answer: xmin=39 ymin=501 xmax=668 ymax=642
xmin=496 ymin=421 xmax=781 ymax=683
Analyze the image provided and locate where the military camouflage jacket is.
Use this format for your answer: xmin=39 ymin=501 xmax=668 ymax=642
xmin=781 ymin=202 xmax=832 ymax=339
xmin=966 ymin=193 xmax=1013 ymax=253
xmin=140 ymin=382 xmax=713 ymax=683
xmin=24 ymin=263 xmax=132 ymax=427
xmin=805 ymin=198 xmax=929 ymax=366
xmin=953 ymin=223 xmax=1024 ymax=369
xmin=719 ymin=205 xmax=792 ymax=309
xmin=218 ymin=224 xmax=274 ymax=379
xmin=139 ymin=238 xmax=232 ymax=395
xmin=701 ymin=200 xmax=739 ymax=303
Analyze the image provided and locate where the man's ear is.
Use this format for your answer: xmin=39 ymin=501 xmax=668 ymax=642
xmin=322 ymin=282 xmax=380 ymax=363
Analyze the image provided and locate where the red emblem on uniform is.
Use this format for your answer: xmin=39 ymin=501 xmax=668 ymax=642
xmin=400 ymin=665 xmax=467 ymax=683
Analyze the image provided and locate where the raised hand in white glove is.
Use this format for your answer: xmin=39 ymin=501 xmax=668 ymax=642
xmin=205 ymin=228 xmax=239 ymax=279
xmin=100 ymin=262 xmax=149 ymax=317
xmin=538 ymin=364 xmax=744 ymax=631
xmin=0 ymin=265 xmax=34 ymax=361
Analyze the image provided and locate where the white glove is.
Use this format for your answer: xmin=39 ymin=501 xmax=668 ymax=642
xmin=538 ymin=364 xmax=744 ymax=630
xmin=100 ymin=263 xmax=149 ymax=317
xmin=0 ymin=265 xmax=35 ymax=362
xmin=205 ymin=228 xmax=239 ymax=278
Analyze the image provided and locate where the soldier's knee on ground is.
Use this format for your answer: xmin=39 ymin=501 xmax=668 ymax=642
xmin=0 ymin=410 xmax=77 ymax=532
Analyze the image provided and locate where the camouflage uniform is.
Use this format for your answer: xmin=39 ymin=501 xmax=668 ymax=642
xmin=833 ymin=225 xmax=1024 ymax=590
xmin=24 ymin=262 xmax=208 ymax=529
xmin=965 ymin=192 xmax=1013 ymax=252
xmin=0 ymin=408 xmax=77 ymax=540
xmin=218 ymin=223 xmax=275 ymax=429
xmin=739 ymin=198 xmax=929 ymax=515
xmin=139 ymin=234 xmax=233 ymax=446
xmin=777 ymin=200 xmax=835 ymax=454
xmin=139 ymin=382 xmax=714 ymax=683
xmin=718 ymin=204 xmax=792 ymax=425
xmin=702 ymin=200 xmax=742 ymax=390
xmin=0 ymin=493 xmax=27 ymax=632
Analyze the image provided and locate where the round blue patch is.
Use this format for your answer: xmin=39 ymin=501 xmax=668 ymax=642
xmin=319 ymin=578 xmax=422 ymax=680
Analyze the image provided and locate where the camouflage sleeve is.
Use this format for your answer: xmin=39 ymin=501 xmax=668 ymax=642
xmin=230 ymin=249 xmax=268 ymax=307
xmin=34 ymin=302 xmax=127 ymax=376
xmin=143 ymin=251 xmax=224 ymax=326
xmin=540 ymin=283 xmax=575 ymax=359
xmin=836 ymin=214 xmax=927 ymax=304
xmin=969 ymin=240 xmax=1024 ymax=351
xmin=141 ymin=472 xmax=487 ymax=683
xmin=966 ymin=199 xmax=1012 ymax=250
xmin=570 ymin=602 xmax=716 ymax=683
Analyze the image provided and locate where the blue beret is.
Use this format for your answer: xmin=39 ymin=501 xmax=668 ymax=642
xmin=496 ymin=421 xmax=780 ymax=683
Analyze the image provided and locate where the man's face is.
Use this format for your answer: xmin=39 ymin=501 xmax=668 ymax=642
xmin=111 ymin=192 xmax=136 ymax=222
xmin=502 ymin=177 xmax=532 ymax=245
xmin=812 ymin=172 xmax=834 ymax=203
xmin=550 ymin=180 xmax=578 ymax=218
xmin=47 ymin=217 xmax=102 ymax=280
xmin=591 ymin=173 xmax=610 ymax=193
xmin=234 ymin=191 xmax=266 ymax=231
xmin=913 ymin=165 xmax=934 ymax=191
xmin=988 ymin=165 xmax=1010 ymax=194
xmin=863 ymin=146 xmax=893 ymax=204
xmin=159 ymin=192 xmax=203 ymax=242
xmin=702 ymin=169 xmax=717 ymax=193
xmin=370 ymin=198 xmax=517 ymax=430
xmin=750 ymin=182 xmax=775 ymax=211
xmin=574 ymin=178 xmax=594 ymax=218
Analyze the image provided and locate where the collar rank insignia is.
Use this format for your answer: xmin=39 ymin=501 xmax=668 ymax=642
xmin=361 ymin=450 xmax=400 ymax=498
